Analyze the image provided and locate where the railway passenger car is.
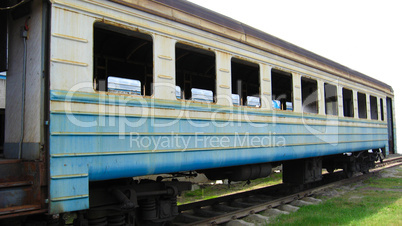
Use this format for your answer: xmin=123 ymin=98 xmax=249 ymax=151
xmin=0 ymin=0 xmax=396 ymax=225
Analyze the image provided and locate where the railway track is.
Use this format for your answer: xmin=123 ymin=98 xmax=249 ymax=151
xmin=171 ymin=155 xmax=402 ymax=225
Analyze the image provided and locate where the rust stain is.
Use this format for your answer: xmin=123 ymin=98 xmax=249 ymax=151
xmin=51 ymin=58 xmax=88 ymax=67
xmin=0 ymin=161 xmax=46 ymax=218
xmin=219 ymin=68 xmax=230 ymax=73
xmin=157 ymin=55 xmax=172 ymax=60
xmin=157 ymin=74 xmax=173 ymax=80
xmin=52 ymin=33 xmax=88 ymax=43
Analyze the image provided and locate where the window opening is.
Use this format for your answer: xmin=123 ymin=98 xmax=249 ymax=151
xmin=93 ymin=23 xmax=153 ymax=96
xmin=358 ymin=92 xmax=367 ymax=118
xmin=176 ymin=43 xmax=215 ymax=102
xmin=271 ymin=69 xmax=293 ymax=111
xmin=232 ymin=94 xmax=240 ymax=106
xmin=342 ymin=88 xmax=354 ymax=117
xmin=108 ymin=76 xmax=141 ymax=95
xmin=301 ymin=77 xmax=318 ymax=114
xmin=175 ymin=86 xmax=182 ymax=99
xmin=324 ymin=83 xmax=338 ymax=115
xmin=231 ymin=58 xmax=260 ymax=107
xmin=370 ymin=95 xmax=378 ymax=120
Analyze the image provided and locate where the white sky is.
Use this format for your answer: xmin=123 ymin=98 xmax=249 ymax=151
xmin=189 ymin=0 xmax=402 ymax=151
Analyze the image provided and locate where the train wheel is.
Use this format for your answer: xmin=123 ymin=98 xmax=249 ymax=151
xmin=361 ymin=166 xmax=370 ymax=174
xmin=343 ymin=163 xmax=354 ymax=178
xmin=344 ymin=169 xmax=353 ymax=178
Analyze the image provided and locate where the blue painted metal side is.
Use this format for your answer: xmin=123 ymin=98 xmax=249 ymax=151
xmin=48 ymin=90 xmax=388 ymax=214
xmin=49 ymin=90 xmax=386 ymax=124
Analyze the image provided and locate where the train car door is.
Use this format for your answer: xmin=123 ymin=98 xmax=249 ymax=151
xmin=386 ymin=97 xmax=395 ymax=154
xmin=0 ymin=109 xmax=4 ymax=154
xmin=0 ymin=10 xmax=7 ymax=72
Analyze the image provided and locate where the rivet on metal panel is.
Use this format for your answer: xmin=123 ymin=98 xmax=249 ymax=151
xmin=50 ymin=58 xmax=88 ymax=67
xmin=157 ymin=75 xmax=173 ymax=80
xmin=158 ymin=55 xmax=172 ymax=61
xmin=52 ymin=33 xmax=88 ymax=43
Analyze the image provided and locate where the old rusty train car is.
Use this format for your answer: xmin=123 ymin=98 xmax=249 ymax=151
xmin=0 ymin=0 xmax=396 ymax=225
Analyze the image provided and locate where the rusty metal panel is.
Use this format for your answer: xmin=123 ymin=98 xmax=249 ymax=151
xmin=0 ymin=160 xmax=46 ymax=219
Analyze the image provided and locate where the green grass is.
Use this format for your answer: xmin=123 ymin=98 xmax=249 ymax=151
xmin=178 ymin=172 xmax=282 ymax=204
xmin=270 ymin=174 xmax=402 ymax=225
xmin=362 ymin=177 xmax=402 ymax=189
xmin=395 ymin=168 xmax=402 ymax=177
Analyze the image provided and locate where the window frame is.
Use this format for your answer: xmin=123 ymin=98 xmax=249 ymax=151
xmin=175 ymin=42 xmax=217 ymax=103
xmin=230 ymin=57 xmax=261 ymax=108
xmin=324 ymin=83 xmax=338 ymax=116
xmin=301 ymin=76 xmax=318 ymax=114
xmin=357 ymin=92 xmax=368 ymax=119
xmin=93 ymin=22 xmax=154 ymax=96
xmin=271 ymin=69 xmax=293 ymax=111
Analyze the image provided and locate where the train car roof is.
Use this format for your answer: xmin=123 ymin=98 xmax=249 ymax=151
xmin=110 ymin=0 xmax=392 ymax=93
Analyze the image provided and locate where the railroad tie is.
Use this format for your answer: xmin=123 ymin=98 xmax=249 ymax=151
xmin=243 ymin=214 xmax=270 ymax=224
xmin=277 ymin=204 xmax=299 ymax=212
xmin=301 ymin=197 xmax=322 ymax=204
xmin=225 ymin=219 xmax=255 ymax=226
xmin=290 ymin=199 xmax=314 ymax=207
xmin=262 ymin=208 xmax=289 ymax=217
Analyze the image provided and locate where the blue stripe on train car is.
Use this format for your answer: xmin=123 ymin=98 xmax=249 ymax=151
xmin=48 ymin=90 xmax=388 ymax=213
xmin=49 ymin=90 xmax=388 ymax=125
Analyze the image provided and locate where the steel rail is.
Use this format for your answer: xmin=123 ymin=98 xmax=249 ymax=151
xmin=175 ymin=155 xmax=402 ymax=225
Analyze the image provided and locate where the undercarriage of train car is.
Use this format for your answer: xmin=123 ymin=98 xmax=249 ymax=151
xmin=62 ymin=148 xmax=384 ymax=225
xmin=200 ymin=149 xmax=384 ymax=186
xmin=322 ymin=149 xmax=384 ymax=178
xmin=283 ymin=149 xmax=384 ymax=184
xmin=0 ymin=149 xmax=385 ymax=225
xmin=69 ymin=179 xmax=192 ymax=225
xmin=41 ymin=148 xmax=382 ymax=225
